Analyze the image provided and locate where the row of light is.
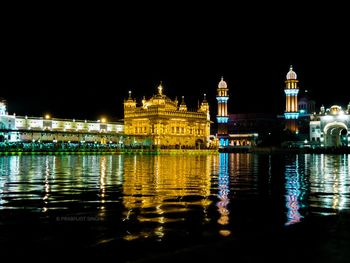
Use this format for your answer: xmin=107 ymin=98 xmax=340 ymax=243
xmin=44 ymin=114 xmax=107 ymax=123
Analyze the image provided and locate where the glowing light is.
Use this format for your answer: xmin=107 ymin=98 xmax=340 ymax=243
xmin=101 ymin=118 xmax=107 ymax=123
xmin=45 ymin=114 xmax=51 ymax=119
xmin=219 ymin=138 xmax=229 ymax=147
xmin=284 ymin=89 xmax=299 ymax=96
xmin=284 ymin=112 xmax=299 ymax=119
xmin=216 ymin=97 xmax=229 ymax=102
xmin=217 ymin=117 xmax=229 ymax=123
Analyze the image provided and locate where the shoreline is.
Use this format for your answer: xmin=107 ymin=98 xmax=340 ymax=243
xmin=219 ymin=146 xmax=350 ymax=154
xmin=1 ymin=147 xmax=350 ymax=156
xmin=0 ymin=148 xmax=219 ymax=156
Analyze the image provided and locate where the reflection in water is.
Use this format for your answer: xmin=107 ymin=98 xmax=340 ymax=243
xmin=216 ymin=153 xmax=231 ymax=236
xmin=1 ymin=153 xmax=350 ymax=243
xmin=308 ymin=154 xmax=350 ymax=214
xmin=122 ymin=155 xmax=212 ymax=240
xmin=284 ymin=155 xmax=305 ymax=225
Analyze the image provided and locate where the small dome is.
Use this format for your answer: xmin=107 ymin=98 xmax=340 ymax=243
xmin=286 ymin=65 xmax=297 ymax=80
xmin=218 ymin=76 xmax=227 ymax=89
xmin=330 ymin=105 xmax=342 ymax=115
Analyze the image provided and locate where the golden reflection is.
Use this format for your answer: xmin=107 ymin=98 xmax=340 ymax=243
xmin=42 ymin=156 xmax=52 ymax=212
xmin=122 ymin=155 xmax=212 ymax=240
xmin=99 ymin=156 xmax=107 ymax=211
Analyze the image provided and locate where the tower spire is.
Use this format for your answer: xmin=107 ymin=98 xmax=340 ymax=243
xmin=216 ymin=76 xmax=229 ymax=146
xmin=179 ymin=95 xmax=187 ymax=111
xmin=284 ymin=66 xmax=300 ymax=133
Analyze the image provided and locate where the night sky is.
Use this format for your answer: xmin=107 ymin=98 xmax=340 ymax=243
xmin=2 ymin=3 xmax=350 ymax=121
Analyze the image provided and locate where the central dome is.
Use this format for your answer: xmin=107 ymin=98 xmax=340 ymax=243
xmin=218 ymin=76 xmax=227 ymax=89
xmin=286 ymin=65 xmax=297 ymax=80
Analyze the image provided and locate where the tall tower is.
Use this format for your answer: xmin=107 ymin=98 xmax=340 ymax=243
xmin=284 ymin=66 xmax=299 ymax=133
xmin=216 ymin=77 xmax=229 ymax=146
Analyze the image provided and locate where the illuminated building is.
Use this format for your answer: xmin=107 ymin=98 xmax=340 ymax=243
xmin=310 ymin=104 xmax=350 ymax=147
xmin=284 ymin=65 xmax=300 ymax=133
xmin=0 ymin=99 xmax=124 ymax=143
xmin=216 ymin=77 xmax=229 ymax=146
xmin=123 ymin=82 xmax=211 ymax=148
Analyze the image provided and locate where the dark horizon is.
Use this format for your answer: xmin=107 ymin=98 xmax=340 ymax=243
xmin=2 ymin=3 xmax=349 ymax=121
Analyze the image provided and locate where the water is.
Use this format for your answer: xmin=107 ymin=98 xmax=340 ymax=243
xmin=0 ymin=153 xmax=349 ymax=260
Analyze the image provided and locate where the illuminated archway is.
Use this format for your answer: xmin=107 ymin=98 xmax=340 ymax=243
xmin=324 ymin=122 xmax=348 ymax=147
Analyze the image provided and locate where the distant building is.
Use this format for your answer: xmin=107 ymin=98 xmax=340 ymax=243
xmin=0 ymin=99 xmax=124 ymax=144
xmin=123 ymin=82 xmax=211 ymax=148
xmin=227 ymin=113 xmax=278 ymax=146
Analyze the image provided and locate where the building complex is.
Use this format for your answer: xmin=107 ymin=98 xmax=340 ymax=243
xmin=1 ymin=67 xmax=349 ymax=149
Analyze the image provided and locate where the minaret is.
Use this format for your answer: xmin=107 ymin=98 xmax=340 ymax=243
xmin=216 ymin=77 xmax=229 ymax=146
xmin=284 ymin=66 xmax=299 ymax=133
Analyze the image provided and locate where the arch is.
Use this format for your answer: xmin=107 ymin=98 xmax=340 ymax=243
xmin=324 ymin=122 xmax=348 ymax=147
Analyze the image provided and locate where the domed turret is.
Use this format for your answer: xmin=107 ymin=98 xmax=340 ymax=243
xmin=218 ymin=76 xmax=228 ymax=89
xmin=179 ymin=96 xmax=187 ymax=111
xmin=330 ymin=105 xmax=342 ymax=115
xmin=286 ymin=65 xmax=297 ymax=80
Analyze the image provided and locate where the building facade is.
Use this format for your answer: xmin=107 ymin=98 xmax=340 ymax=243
xmin=0 ymin=99 xmax=124 ymax=144
xmin=310 ymin=104 xmax=350 ymax=147
xmin=123 ymin=82 xmax=211 ymax=148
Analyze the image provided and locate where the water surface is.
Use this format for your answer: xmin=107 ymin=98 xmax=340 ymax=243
xmin=0 ymin=153 xmax=349 ymax=259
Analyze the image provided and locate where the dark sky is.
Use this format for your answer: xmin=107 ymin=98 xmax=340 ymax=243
xmin=2 ymin=3 xmax=350 ymax=121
